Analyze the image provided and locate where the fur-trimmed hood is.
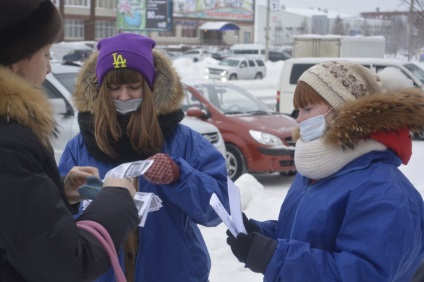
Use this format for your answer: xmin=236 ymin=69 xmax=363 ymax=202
xmin=73 ymin=49 xmax=185 ymax=115
xmin=293 ymin=68 xmax=424 ymax=148
xmin=0 ymin=67 xmax=55 ymax=148
xmin=326 ymin=89 xmax=424 ymax=148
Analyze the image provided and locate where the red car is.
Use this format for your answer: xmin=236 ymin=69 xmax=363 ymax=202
xmin=182 ymin=81 xmax=297 ymax=181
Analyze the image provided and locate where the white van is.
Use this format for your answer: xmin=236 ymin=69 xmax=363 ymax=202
xmin=229 ymin=44 xmax=265 ymax=59
xmin=276 ymin=57 xmax=424 ymax=118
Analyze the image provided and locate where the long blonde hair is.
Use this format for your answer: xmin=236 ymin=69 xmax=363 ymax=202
xmin=93 ymin=68 xmax=163 ymax=158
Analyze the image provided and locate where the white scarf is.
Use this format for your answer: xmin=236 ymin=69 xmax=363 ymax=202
xmin=294 ymin=138 xmax=387 ymax=179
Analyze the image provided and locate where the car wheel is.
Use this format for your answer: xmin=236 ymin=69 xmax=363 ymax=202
xmin=254 ymin=73 xmax=263 ymax=79
xmin=229 ymin=74 xmax=237 ymax=80
xmin=225 ymin=144 xmax=245 ymax=181
xmin=279 ymin=170 xmax=296 ymax=176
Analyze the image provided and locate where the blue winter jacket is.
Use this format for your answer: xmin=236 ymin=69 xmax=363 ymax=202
xmin=253 ymin=150 xmax=424 ymax=281
xmin=58 ymin=124 xmax=229 ymax=282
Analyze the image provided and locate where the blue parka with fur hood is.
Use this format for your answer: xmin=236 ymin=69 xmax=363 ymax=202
xmin=246 ymin=84 xmax=424 ymax=281
xmin=58 ymin=50 xmax=229 ymax=282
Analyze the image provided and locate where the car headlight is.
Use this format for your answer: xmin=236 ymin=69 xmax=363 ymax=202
xmin=249 ymin=130 xmax=283 ymax=146
xmin=205 ymin=68 xmax=210 ymax=74
xmin=221 ymin=70 xmax=227 ymax=75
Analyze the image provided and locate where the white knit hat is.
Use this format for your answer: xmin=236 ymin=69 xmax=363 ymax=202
xmin=298 ymin=60 xmax=385 ymax=108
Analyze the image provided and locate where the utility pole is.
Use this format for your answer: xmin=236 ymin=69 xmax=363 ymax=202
xmin=265 ymin=0 xmax=271 ymax=61
xmin=408 ymin=0 xmax=415 ymax=61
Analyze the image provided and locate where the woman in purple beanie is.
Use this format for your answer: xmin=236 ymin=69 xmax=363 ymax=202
xmin=58 ymin=32 xmax=229 ymax=282
xmin=0 ymin=1 xmax=141 ymax=281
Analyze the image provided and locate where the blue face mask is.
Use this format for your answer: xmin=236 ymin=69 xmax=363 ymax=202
xmin=114 ymin=98 xmax=143 ymax=115
xmin=299 ymin=108 xmax=332 ymax=142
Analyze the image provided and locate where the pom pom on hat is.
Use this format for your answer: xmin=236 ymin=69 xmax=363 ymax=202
xmin=0 ymin=0 xmax=62 ymax=65
xmin=298 ymin=60 xmax=385 ymax=108
xmin=96 ymin=33 xmax=156 ymax=88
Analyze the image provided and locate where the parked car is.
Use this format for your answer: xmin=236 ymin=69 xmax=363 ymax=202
xmin=43 ymin=62 xmax=226 ymax=163
xmin=275 ymin=57 xmax=424 ymax=140
xmin=62 ymin=49 xmax=93 ymax=65
xmin=268 ymin=49 xmax=291 ymax=62
xmin=211 ymin=49 xmax=231 ymax=61
xmin=181 ymin=80 xmax=297 ymax=181
xmin=205 ymin=57 xmax=266 ymax=81
xmin=180 ymin=48 xmax=210 ymax=62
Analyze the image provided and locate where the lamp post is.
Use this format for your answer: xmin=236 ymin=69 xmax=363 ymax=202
xmin=408 ymin=0 xmax=415 ymax=61
xmin=265 ymin=0 xmax=271 ymax=61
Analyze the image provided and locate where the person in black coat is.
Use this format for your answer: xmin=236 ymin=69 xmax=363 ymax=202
xmin=0 ymin=1 xmax=140 ymax=281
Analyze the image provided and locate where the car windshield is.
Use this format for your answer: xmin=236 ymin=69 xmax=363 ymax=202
xmin=403 ymin=63 xmax=424 ymax=85
xmin=53 ymin=72 xmax=78 ymax=94
xmin=218 ymin=59 xmax=240 ymax=67
xmin=194 ymin=84 xmax=275 ymax=115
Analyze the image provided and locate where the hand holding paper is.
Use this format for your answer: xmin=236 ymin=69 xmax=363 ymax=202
xmin=209 ymin=177 xmax=247 ymax=237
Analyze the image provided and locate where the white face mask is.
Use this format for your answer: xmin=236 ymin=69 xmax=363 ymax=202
xmin=114 ymin=98 xmax=143 ymax=115
xmin=299 ymin=108 xmax=333 ymax=142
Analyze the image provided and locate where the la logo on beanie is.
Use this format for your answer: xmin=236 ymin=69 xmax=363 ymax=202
xmin=112 ymin=53 xmax=127 ymax=69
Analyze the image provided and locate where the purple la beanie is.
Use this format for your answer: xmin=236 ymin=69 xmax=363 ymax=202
xmin=96 ymin=33 xmax=156 ymax=87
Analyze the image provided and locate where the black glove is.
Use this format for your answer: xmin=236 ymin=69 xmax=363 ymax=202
xmin=226 ymin=230 xmax=253 ymax=263
xmin=226 ymin=230 xmax=277 ymax=274
xmin=242 ymin=213 xmax=260 ymax=234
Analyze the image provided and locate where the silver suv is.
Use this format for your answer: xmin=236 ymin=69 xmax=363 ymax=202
xmin=43 ymin=63 xmax=226 ymax=163
xmin=205 ymin=57 xmax=266 ymax=81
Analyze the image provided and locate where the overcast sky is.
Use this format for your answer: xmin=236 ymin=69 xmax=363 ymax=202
xmin=277 ymin=0 xmax=409 ymax=16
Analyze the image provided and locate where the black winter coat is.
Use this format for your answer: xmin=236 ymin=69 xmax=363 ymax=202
xmin=0 ymin=67 xmax=139 ymax=281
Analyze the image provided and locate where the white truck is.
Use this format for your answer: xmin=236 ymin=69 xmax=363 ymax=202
xmin=292 ymin=35 xmax=386 ymax=58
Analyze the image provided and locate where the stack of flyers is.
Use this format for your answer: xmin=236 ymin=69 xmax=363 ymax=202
xmin=81 ymin=192 xmax=162 ymax=227
xmin=81 ymin=160 xmax=163 ymax=227
xmin=134 ymin=192 xmax=163 ymax=227
xmin=209 ymin=177 xmax=247 ymax=237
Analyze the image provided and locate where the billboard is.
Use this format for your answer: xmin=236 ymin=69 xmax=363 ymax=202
xmin=117 ymin=0 xmax=171 ymax=31
xmin=173 ymin=0 xmax=254 ymax=22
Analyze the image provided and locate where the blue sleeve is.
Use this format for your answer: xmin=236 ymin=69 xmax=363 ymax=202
xmin=157 ymin=127 xmax=229 ymax=227
xmin=264 ymin=198 xmax=424 ymax=281
xmin=58 ymin=135 xmax=79 ymax=176
xmin=252 ymin=219 xmax=279 ymax=239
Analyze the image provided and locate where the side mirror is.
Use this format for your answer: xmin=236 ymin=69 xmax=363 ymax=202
xmin=186 ymin=106 xmax=210 ymax=120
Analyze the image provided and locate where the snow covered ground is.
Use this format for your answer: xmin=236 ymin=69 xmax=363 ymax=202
xmin=172 ymin=57 xmax=424 ymax=282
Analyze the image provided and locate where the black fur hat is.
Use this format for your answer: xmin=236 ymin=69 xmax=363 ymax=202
xmin=0 ymin=0 xmax=62 ymax=65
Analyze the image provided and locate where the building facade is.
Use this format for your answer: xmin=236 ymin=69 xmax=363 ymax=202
xmin=52 ymin=0 xmax=415 ymax=57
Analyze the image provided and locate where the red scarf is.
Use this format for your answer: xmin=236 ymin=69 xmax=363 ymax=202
xmin=370 ymin=128 xmax=412 ymax=165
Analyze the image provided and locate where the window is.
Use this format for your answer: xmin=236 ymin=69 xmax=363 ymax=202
xmin=248 ymin=60 xmax=255 ymax=67
xmin=65 ymin=0 xmax=89 ymax=6
xmin=96 ymin=20 xmax=116 ymax=40
xmin=64 ymin=19 xmax=85 ymax=40
xmin=290 ymin=64 xmax=315 ymax=84
xmin=96 ymin=0 xmax=116 ymax=9
xmin=255 ymin=59 xmax=265 ymax=66
xmin=181 ymin=88 xmax=203 ymax=111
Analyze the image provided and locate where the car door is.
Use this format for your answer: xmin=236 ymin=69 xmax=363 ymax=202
xmin=238 ymin=60 xmax=249 ymax=79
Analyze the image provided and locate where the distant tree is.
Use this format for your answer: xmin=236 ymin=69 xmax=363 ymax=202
xmin=332 ymin=15 xmax=346 ymax=35
xmin=402 ymin=0 xmax=424 ymax=17
xmin=388 ymin=15 xmax=409 ymax=54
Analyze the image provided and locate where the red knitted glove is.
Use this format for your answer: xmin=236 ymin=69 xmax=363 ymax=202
xmin=144 ymin=153 xmax=180 ymax=184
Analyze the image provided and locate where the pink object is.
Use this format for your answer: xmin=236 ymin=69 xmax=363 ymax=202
xmin=76 ymin=220 xmax=126 ymax=282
